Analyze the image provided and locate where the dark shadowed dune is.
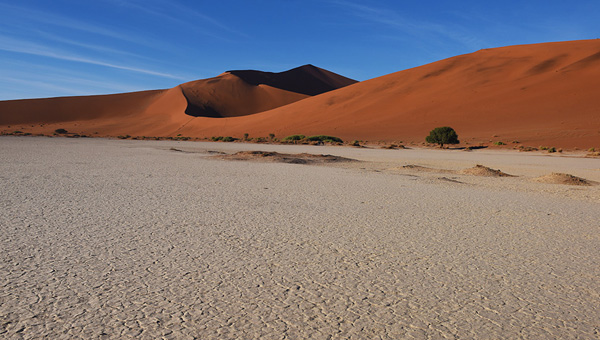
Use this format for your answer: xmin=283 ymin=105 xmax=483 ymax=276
xmin=227 ymin=64 xmax=358 ymax=96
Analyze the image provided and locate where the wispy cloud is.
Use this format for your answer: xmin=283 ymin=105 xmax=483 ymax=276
xmin=0 ymin=3 xmax=162 ymax=48
xmin=0 ymin=58 xmax=158 ymax=99
xmin=329 ymin=0 xmax=487 ymax=50
xmin=32 ymin=30 xmax=151 ymax=60
xmin=0 ymin=35 xmax=188 ymax=80
xmin=111 ymin=0 xmax=247 ymax=40
xmin=0 ymin=76 xmax=104 ymax=97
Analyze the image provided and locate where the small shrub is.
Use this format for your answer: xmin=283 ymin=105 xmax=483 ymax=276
xmin=13 ymin=130 xmax=23 ymax=134
xmin=351 ymin=140 xmax=360 ymax=147
xmin=547 ymin=147 xmax=556 ymax=153
xmin=283 ymin=134 xmax=305 ymax=141
xmin=268 ymin=133 xmax=275 ymax=140
xmin=494 ymin=141 xmax=505 ymax=146
xmin=425 ymin=127 xmax=459 ymax=147
xmin=222 ymin=136 xmax=235 ymax=142
xmin=519 ymin=146 xmax=538 ymax=152
xmin=211 ymin=136 xmax=223 ymax=141
xmin=54 ymin=128 xmax=68 ymax=134
xmin=306 ymin=135 xmax=343 ymax=143
xmin=243 ymin=133 xmax=249 ymax=140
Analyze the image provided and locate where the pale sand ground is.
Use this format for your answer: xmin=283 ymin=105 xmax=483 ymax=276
xmin=1 ymin=136 xmax=599 ymax=339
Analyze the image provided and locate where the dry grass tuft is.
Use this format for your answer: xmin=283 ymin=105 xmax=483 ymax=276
xmin=585 ymin=151 xmax=600 ymax=158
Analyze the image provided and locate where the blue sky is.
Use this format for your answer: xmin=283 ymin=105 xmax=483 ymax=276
xmin=1 ymin=0 xmax=599 ymax=100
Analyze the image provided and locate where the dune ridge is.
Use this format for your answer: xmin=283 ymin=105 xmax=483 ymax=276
xmin=1 ymin=40 xmax=600 ymax=148
xmin=206 ymin=39 xmax=599 ymax=148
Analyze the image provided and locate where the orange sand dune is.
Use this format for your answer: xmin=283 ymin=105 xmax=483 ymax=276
xmin=180 ymin=64 xmax=357 ymax=118
xmin=0 ymin=64 xmax=355 ymax=133
xmin=180 ymin=73 xmax=308 ymax=118
xmin=175 ymin=39 xmax=600 ymax=148
xmin=0 ymin=90 xmax=164 ymax=125
xmin=1 ymin=40 xmax=599 ymax=148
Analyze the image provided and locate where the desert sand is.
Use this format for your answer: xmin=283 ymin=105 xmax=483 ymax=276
xmin=1 ymin=136 xmax=599 ymax=339
xmin=1 ymin=40 xmax=600 ymax=149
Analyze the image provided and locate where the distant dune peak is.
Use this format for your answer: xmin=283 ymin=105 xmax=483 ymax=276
xmin=225 ymin=64 xmax=358 ymax=96
xmin=180 ymin=65 xmax=358 ymax=118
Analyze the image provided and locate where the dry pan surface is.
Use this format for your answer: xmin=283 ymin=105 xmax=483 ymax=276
xmin=1 ymin=137 xmax=599 ymax=339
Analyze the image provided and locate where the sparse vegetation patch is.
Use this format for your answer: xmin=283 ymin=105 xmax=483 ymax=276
xmin=306 ymin=135 xmax=343 ymax=143
xmin=283 ymin=134 xmax=306 ymax=141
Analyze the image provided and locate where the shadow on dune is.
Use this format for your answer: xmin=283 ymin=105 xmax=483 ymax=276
xmin=228 ymin=64 xmax=357 ymax=96
xmin=182 ymin=64 xmax=357 ymax=118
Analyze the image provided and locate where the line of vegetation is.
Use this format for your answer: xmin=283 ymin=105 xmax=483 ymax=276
xmin=211 ymin=136 xmax=236 ymax=142
xmin=281 ymin=134 xmax=344 ymax=145
xmin=306 ymin=135 xmax=344 ymax=143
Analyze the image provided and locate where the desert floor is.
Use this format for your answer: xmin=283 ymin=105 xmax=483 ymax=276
xmin=1 ymin=136 xmax=599 ymax=339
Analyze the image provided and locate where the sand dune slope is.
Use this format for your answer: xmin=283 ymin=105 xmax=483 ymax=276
xmin=0 ymin=64 xmax=356 ymax=136
xmin=0 ymin=90 xmax=164 ymax=125
xmin=179 ymin=73 xmax=309 ymax=118
xmin=181 ymin=39 xmax=598 ymax=147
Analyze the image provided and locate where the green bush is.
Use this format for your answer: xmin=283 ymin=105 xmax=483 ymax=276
xmin=283 ymin=134 xmax=305 ymax=141
xmin=306 ymin=135 xmax=343 ymax=143
xmin=222 ymin=136 xmax=235 ymax=142
xmin=425 ymin=127 xmax=459 ymax=147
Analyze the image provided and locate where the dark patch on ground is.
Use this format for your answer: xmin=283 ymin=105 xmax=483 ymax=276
xmin=213 ymin=151 xmax=358 ymax=164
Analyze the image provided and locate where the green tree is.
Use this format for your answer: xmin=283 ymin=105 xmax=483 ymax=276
xmin=425 ymin=126 xmax=459 ymax=148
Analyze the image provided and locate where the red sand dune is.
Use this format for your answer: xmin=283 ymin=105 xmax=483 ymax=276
xmin=0 ymin=64 xmax=356 ymax=136
xmin=1 ymin=40 xmax=599 ymax=149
